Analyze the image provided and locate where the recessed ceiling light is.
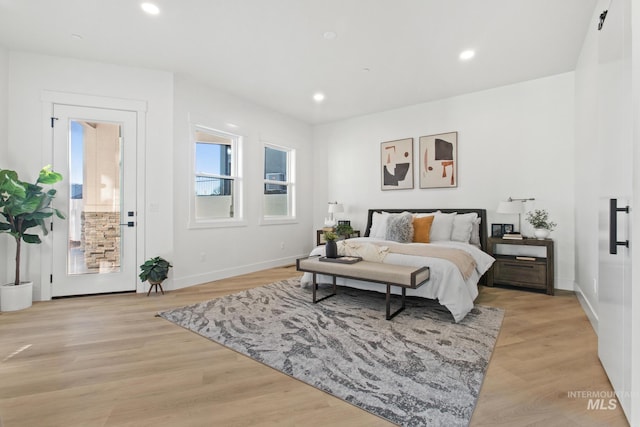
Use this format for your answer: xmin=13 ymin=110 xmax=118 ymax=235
xmin=226 ymin=122 xmax=238 ymax=128
xmin=323 ymin=31 xmax=337 ymax=40
xmin=141 ymin=2 xmax=160 ymax=15
xmin=459 ymin=49 xmax=475 ymax=61
xmin=313 ymin=92 xmax=325 ymax=103
xmin=71 ymin=33 xmax=83 ymax=40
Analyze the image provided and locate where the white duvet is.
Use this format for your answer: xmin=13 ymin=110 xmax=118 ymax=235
xmin=300 ymin=237 xmax=495 ymax=322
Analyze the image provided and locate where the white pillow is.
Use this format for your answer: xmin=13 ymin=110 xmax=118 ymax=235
xmin=451 ymin=212 xmax=478 ymax=243
xmin=368 ymin=211 xmax=389 ymax=239
xmin=430 ymin=212 xmax=456 ymax=241
xmin=414 ymin=210 xmax=439 ymax=219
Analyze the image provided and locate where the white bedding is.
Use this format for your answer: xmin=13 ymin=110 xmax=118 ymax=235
xmin=300 ymin=237 xmax=495 ymax=322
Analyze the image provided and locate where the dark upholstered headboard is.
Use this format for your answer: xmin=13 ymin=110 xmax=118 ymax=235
xmin=364 ymin=208 xmax=488 ymax=252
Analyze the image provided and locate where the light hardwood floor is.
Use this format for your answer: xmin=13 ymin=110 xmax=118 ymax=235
xmin=0 ymin=266 xmax=629 ymax=427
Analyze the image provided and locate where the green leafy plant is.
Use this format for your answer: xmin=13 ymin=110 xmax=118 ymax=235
xmin=335 ymin=224 xmax=353 ymax=238
xmin=0 ymin=166 xmax=65 ymax=286
xmin=323 ymin=231 xmax=337 ymax=242
xmin=139 ymin=256 xmax=173 ymax=283
xmin=526 ymin=209 xmax=557 ymax=231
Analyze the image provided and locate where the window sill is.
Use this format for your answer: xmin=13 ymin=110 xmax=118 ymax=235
xmin=188 ymin=218 xmax=248 ymax=229
xmin=260 ymin=217 xmax=298 ymax=226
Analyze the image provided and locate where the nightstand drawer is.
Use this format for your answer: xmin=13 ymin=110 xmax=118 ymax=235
xmin=493 ymin=259 xmax=547 ymax=288
xmin=486 ymin=237 xmax=554 ymax=295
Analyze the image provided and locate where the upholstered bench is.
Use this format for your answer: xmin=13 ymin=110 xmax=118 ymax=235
xmin=296 ymin=256 xmax=430 ymax=320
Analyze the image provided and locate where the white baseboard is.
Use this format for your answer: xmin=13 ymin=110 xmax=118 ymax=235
xmin=556 ymin=277 xmax=575 ymax=291
xmin=574 ymin=282 xmax=598 ymax=333
xmin=170 ymin=254 xmax=305 ymax=290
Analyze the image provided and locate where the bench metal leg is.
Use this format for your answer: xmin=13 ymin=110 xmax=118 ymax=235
xmin=312 ymin=273 xmax=337 ymax=304
xmin=385 ymin=285 xmax=406 ymax=320
xmin=312 ymin=273 xmax=316 ymax=302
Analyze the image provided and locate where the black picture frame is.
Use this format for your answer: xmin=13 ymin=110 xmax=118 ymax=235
xmin=491 ymin=223 xmax=503 ymax=237
xmin=502 ymin=224 xmax=514 ymax=234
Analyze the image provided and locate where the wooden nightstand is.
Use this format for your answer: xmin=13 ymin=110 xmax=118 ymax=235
xmin=316 ymin=229 xmax=361 ymax=246
xmin=486 ymin=237 xmax=554 ymax=295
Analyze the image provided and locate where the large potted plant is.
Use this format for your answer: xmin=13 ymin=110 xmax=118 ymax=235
xmin=0 ymin=166 xmax=65 ymax=311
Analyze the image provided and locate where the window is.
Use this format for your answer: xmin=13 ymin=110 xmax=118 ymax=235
xmin=263 ymin=144 xmax=295 ymax=220
xmin=191 ymin=125 xmax=242 ymax=225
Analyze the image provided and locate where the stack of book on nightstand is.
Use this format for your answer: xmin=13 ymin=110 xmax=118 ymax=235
xmin=502 ymin=233 xmax=523 ymax=240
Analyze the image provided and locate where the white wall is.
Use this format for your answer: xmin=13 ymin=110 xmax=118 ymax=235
xmin=0 ymin=45 xmax=8 ymax=285
xmin=3 ymin=50 xmax=313 ymax=296
xmin=172 ymin=76 xmax=313 ymax=288
xmin=574 ymin=1 xmax=603 ymax=326
xmin=6 ymin=51 xmax=174 ymax=297
xmin=313 ymin=73 xmax=576 ymax=290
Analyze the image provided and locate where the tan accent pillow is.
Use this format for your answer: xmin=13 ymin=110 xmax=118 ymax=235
xmin=413 ymin=215 xmax=435 ymax=243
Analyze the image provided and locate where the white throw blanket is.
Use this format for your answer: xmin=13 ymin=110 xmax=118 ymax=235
xmin=338 ymin=240 xmax=477 ymax=280
xmin=303 ymin=238 xmax=495 ymax=322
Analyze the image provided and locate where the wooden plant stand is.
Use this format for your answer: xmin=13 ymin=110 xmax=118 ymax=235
xmin=147 ymin=280 xmax=165 ymax=296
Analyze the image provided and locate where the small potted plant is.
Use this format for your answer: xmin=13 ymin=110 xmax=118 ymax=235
xmin=139 ymin=256 xmax=173 ymax=295
xmin=526 ymin=209 xmax=557 ymax=239
xmin=335 ymin=223 xmax=354 ymax=239
xmin=324 ymin=231 xmax=339 ymax=258
xmin=0 ymin=166 xmax=65 ymax=311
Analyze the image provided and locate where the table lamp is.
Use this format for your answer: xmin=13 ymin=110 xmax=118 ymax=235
xmin=497 ymin=197 xmax=535 ymax=234
xmin=325 ymin=201 xmax=343 ymax=227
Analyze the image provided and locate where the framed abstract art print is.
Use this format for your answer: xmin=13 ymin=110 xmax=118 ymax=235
xmin=419 ymin=132 xmax=458 ymax=188
xmin=381 ymin=138 xmax=414 ymax=190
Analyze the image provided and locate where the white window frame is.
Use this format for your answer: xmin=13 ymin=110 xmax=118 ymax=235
xmin=189 ymin=123 xmax=244 ymax=228
xmin=262 ymin=142 xmax=296 ymax=224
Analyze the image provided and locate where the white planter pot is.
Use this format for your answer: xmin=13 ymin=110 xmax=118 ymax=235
xmin=533 ymin=228 xmax=550 ymax=240
xmin=0 ymin=281 xmax=33 ymax=312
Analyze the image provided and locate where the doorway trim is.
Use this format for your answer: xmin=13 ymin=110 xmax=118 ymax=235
xmin=40 ymin=91 xmax=148 ymax=300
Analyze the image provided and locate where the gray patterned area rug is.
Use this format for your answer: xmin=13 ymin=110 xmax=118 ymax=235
xmin=158 ymin=278 xmax=503 ymax=426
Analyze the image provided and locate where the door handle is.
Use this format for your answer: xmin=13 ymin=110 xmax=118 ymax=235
xmin=120 ymin=211 xmax=135 ymax=227
xmin=609 ymin=198 xmax=629 ymax=254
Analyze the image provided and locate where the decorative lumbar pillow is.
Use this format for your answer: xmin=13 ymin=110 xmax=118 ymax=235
xmin=451 ymin=212 xmax=478 ymax=243
xmin=430 ymin=212 xmax=457 ymax=241
xmin=385 ymin=212 xmax=414 ymax=243
xmin=413 ymin=215 xmax=435 ymax=243
xmin=338 ymin=240 xmax=389 ymax=262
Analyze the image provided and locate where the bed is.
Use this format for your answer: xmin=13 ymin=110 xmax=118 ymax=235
xmin=300 ymin=208 xmax=495 ymax=322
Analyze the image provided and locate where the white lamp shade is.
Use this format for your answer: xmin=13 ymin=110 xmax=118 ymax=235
xmin=328 ymin=203 xmax=344 ymax=214
xmin=496 ymin=201 xmax=524 ymax=214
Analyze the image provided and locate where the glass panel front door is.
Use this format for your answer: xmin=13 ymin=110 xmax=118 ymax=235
xmin=52 ymin=104 xmax=137 ymax=297
xmin=68 ymin=120 xmax=122 ymax=275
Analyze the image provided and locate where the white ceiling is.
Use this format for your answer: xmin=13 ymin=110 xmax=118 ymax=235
xmin=0 ymin=0 xmax=598 ymax=125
